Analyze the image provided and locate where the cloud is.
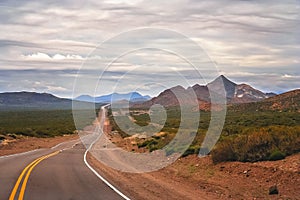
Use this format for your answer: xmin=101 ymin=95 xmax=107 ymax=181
xmin=282 ymin=74 xmax=300 ymax=79
xmin=22 ymin=52 xmax=51 ymax=60
xmin=0 ymin=0 xmax=299 ymax=96
xmin=46 ymin=85 xmax=68 ymax=92
xmin=22 ymin=52 xmax=84 ymax=61
xmin=0 ymin=70 xmax=79 ymax=97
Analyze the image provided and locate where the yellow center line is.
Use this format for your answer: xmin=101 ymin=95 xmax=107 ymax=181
xmin=9 ymin=151 xmax=60 ymax=200
xmin=18 ymin=151 xmax=59 ymax=200
xmin=9 ymin=156 xmax=47 ymax=200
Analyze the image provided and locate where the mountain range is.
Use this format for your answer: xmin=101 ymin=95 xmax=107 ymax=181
xmin=0 ymin=91 xmax=150 ymax=110
xmin=0 ymin=92 xmax=94 ymax=110
xmin=0 ymin=75 xmax=298 ymax=112
xmin=75 ymin=92 xmax=151 ymax=103
xmin=230 ymin=89 xmax=300 ymax=112
xmin=133 ymin=75 xmax=298 ymax=111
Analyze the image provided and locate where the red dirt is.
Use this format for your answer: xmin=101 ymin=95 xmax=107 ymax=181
xmin=88 ymin=152 xmax=300 ymax=200
xmin=87 ymin=114 xmax=300 ymax=200
xmin=0 ymin=134 xmax=78 ymax=156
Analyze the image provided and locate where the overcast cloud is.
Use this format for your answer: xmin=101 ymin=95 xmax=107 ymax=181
xmin=0 ymin=0 xmax=299 ymax=97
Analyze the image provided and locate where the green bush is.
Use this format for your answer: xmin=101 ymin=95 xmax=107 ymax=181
xmin=182 ymin=145 xmax=205 ymax=157
xmin=269 ymin=150 xmax=286 ymax=161
xmin=137 ymin=139 xmax=158 ymax=148
xmin=211 ymin=139 xmax=236 ymax=163
xmin=149 ymin=146 xmax=158 ymax=152
xmin=108 ymin=107 xmax=300 ymax=161
xmin=211 ymin=126 xmax=300 ymax=163
xmin=0 ymin=110 xmax=77 ymax=137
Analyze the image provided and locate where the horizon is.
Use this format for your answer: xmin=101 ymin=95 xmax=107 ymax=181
xmin=0 ymin=1 xmax=299 ymax=97
xmin=0 ymin=74 xmax=298 ymax=99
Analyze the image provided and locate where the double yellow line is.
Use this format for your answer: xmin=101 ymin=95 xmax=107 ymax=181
xmin=9 ymin=151 xmax=60 ymax=200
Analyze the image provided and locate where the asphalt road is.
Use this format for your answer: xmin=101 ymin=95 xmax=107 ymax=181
xmin=0 ymin=138 xmax=125 ymax=200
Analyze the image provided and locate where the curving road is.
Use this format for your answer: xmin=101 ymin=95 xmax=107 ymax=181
xmin=0 ymin=137 xmax=127 ymax=200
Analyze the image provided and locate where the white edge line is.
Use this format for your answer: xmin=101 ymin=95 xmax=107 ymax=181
xmin=0 ymin=138 xmax=80 ymax=159
xmin=51 ymin=141 xmax=67 ymax=149
xmin=0 ymin=149 xmax=41 ymax=159
xmin=83 ymin=105 xmax=131 ymax=200
xmin=62 ymin=140 xmax=81 ymax=151
xmin=83 ymin=145 xmax=131 ymax=200
xmin=51 ymin=139 xmax=80 ymax=149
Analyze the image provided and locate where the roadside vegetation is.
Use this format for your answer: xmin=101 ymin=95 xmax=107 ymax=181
xmin=211 ymin=125 xmax=300 ymax=163
xmin=109 ymin=107 xmax=300 ymax=163
xmin=0 ymin=109 xmax=96 ymax=138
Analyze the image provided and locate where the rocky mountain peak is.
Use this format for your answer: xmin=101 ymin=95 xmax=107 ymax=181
xmin=207 ymin=75 xmax=237 ymax=98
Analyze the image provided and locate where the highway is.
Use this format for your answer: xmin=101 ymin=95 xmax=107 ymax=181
xmin=0 ymin=138 xmax=126 ymax=200
xmin=0 ymin=105 xmax=129 ymax=200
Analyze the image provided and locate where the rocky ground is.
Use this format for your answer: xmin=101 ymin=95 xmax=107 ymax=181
xmin=88 ymin=152 xmax=299 ymax=200
xmin=87 ymin=115 xmax=300 ymax=200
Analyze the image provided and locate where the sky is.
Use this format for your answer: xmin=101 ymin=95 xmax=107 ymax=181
xmin=0 ymin=0 xmax=299 ymax=97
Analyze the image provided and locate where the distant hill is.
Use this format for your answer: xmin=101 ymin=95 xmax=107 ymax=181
xmin=134 ymin=75 xmax=278 ymax=110
xmin=0 ymin=91 xmax=149 ymax=111
xmin=75 ymin=92 xmax=151 ymax=103
xmin=207 ymin=75 xmax=276 ymax=103
xmin=74 ymin=95 xmax=95 ymax=103
xmin=0 ymin=92 xmax=95 ymax=110
xmin=230 ymin=89 xmax=300 ymax=112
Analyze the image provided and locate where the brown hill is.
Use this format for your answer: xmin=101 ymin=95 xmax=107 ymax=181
xmin=230 ymin=89 xmax=300 ymax=112
xmin=134 ymin=75 xmax=277 ymax=110
xmin=135 ymin=85 xmax=198 ymax=108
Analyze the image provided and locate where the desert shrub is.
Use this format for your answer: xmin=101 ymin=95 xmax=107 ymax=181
xmin=211 ymin=139 xmax=236 ymax=163
xmin=109 ymin=107 xmax=300 ymax=160
xmin=182 ymin=145 xmax=201 ymax=157
xmin=165 ymin=148 xmax=175 ymax=156
xmin=236 ymin=131 xmax=275 ymax=162
xmin=211 ymin=126 xmax=300 ymax=163
xmin=182 ymin=148 xmax=195 ymax=157
xmin=149 ymin=146 xmax=158 ymax=152
xmin=137 ymin=139 xmax=158 ymax=148
xmin=269 ymin=150 xmax=285 ymax=161
xmin=0 ymin=110 xmax=77 ymax=137
xmin=7 ymin=133 xmax=17 ymax=139
xmin=137 ymin=140 xmax=151 ymax=148
xmin=108 ymin=115 xmax=129 ymax=138
xmin=131 ymin=113 xmax=150 ymax=126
